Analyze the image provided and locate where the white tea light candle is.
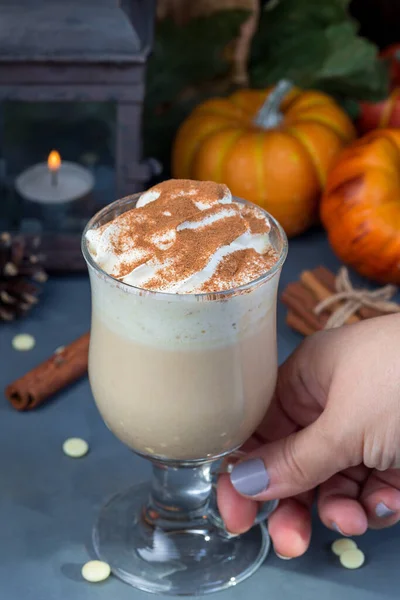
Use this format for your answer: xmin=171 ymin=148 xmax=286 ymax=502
xmin=16 ymin=151 xmax=94 ymax=205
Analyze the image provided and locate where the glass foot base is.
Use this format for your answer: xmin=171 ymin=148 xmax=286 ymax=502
xmin=92 ymin=482 xmax=270 ymax=595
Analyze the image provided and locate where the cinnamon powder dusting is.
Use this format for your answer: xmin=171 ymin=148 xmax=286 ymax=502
xmin=198 ymin=248 xmax=278 ymax=293
xmin=90 ymin=179 xmax=279 ymax=293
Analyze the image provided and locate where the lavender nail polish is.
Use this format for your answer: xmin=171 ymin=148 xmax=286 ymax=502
xmin=375 ymin=502 xmax=396 ymax=518
xmin=230 ymin=458 xmax=269 ymax=496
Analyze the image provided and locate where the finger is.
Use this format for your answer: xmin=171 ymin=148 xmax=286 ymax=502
xmin=269 ymin=499 xmax=312 ymax=559
xmin=230 ymin=413 xmax=349 ymax=501
xmin=317 ymin=469 xmax=369 ymax=536
xmin=269 ymin=492 xmax=314 ymax=559
xmin=217 ymin=473 xmax=258 ymax=534
xmin=359 ymin=469 xmax=400 ymax=529
xmin=218 ymin=434 xmax=260 ymax=475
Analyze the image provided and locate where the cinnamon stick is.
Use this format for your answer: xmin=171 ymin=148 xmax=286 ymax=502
xmin=282 ymin=265 xmax=400 ymax=337
xmin=281 ymin=284 xmax=327 ymax=331
xmin=300 ymin=270 xmax=360 ymax=324
xmin=5 ymin=332 xmax=90 ymax=411
xmin=286 ymin=311 xmax=315 ymax=336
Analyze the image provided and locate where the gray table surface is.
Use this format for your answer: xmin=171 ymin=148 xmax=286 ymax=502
xmin=1 ymin=230 xmax=398 ymax=600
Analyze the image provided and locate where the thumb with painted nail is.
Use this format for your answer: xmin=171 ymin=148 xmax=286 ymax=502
xmin=229 ymin=416 xmax=344 ymax=500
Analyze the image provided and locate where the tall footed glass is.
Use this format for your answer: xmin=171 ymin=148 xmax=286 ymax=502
xmin=82 ymin=193 xmax=287 ymax=595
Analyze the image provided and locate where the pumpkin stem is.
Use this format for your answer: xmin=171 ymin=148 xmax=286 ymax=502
xmin=254 ymin=79 xmax=293 ymax=129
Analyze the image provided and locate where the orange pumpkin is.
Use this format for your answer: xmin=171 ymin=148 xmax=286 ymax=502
xmin=172 ymin=81 xmax=356 ymax=237
xmin=321 ymin=129 xmax=400 ymax=284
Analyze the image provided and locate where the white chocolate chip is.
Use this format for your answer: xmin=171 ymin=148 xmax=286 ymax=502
xmin=62 ymin=438 xmax=89 ymax=458
xmin=331 ymin=538 xmax=358 ymax=556
xmin=54 ymin=345 xmax=65 ymax=354
xmin=340 ymin=548 xmax=365 ymax=569
xmin=12 ymin=333 xmax=35 ymax=351
xmin=81 ymin=560 xmax=111 ymax=582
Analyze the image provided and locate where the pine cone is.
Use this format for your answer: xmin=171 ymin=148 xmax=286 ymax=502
xmin=0 ymin=232 xmax=48 ymax=322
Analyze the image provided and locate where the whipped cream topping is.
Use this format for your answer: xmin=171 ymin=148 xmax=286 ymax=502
xmin=86 ymin=179 xmax=278 ymax=294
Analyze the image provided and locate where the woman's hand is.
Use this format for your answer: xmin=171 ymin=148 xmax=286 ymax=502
xmin=217 ymin=315 xmax=400 ymax=558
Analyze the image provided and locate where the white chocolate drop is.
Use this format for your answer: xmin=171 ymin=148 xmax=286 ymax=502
xmin=331 ymin=538 xmax=357 ymax=556
xmin=340 ymin=548 xmax=365 ymax=569
xmin=62 ymin=438 xmax=89 ymax=458
xmin=12 ymin=333 xmax=35 ymax=351
xmin=81 ymin=560 xmax=111 ymax=582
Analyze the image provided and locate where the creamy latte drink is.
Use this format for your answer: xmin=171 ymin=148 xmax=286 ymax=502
xmin=85 ymin=180 xmax=285 ymax=460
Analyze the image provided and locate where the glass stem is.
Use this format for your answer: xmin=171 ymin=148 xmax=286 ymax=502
xmin=145 ymin=461 xmax=215 ymax=530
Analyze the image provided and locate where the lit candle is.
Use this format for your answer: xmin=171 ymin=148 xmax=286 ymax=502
xmin=48 ymin=150 xmax=61 ymax=187
xmin=16 ymin=153 xmax=94 ymax=205
xmin=15 ymin=152 xmax=95 ymax=231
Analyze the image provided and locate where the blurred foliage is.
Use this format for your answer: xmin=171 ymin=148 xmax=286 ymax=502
xmin=144 ymin=0 xmax=389 ymax=172
xmin=250 ymin=0 xmax=389 ymax=102
xmin=143 ymin=10 xmax=250 ymax=174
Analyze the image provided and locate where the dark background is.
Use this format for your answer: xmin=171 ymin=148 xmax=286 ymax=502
xmin=351 ymin=0 xmax=400 ymax=49
xmin=264 ymin=0 xmax=400 ymax=49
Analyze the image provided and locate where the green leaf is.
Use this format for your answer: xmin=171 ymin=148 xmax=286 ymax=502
xmin=251 ymin=29 xmax=328 ymax=89
xmin=317 ymin=60 xmax=389 ymax=102
xmin=249 ymin=0 xmax=389 ymax=102
xmin=317 ymin=23 xmax=374 ymax=78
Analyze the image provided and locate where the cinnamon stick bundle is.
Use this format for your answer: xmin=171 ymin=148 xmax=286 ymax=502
xmin=5 ymin=333 xmax=89 ymax=410
xmin=281 ymin=266 xmax=400 ymax=336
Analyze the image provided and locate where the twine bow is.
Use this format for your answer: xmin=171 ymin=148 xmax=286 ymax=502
xmin=314 ymin=267 xmax=400 ymax=329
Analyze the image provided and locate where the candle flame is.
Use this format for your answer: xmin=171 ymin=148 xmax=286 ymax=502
xmin=48 ymin=150 xmax=61 ymax=171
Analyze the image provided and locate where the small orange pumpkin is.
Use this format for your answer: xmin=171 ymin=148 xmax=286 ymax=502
xmin=321 ymin=129 xmax=400 ymax=284
xmin=172 ymin=80 xmax=356 ymax=237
